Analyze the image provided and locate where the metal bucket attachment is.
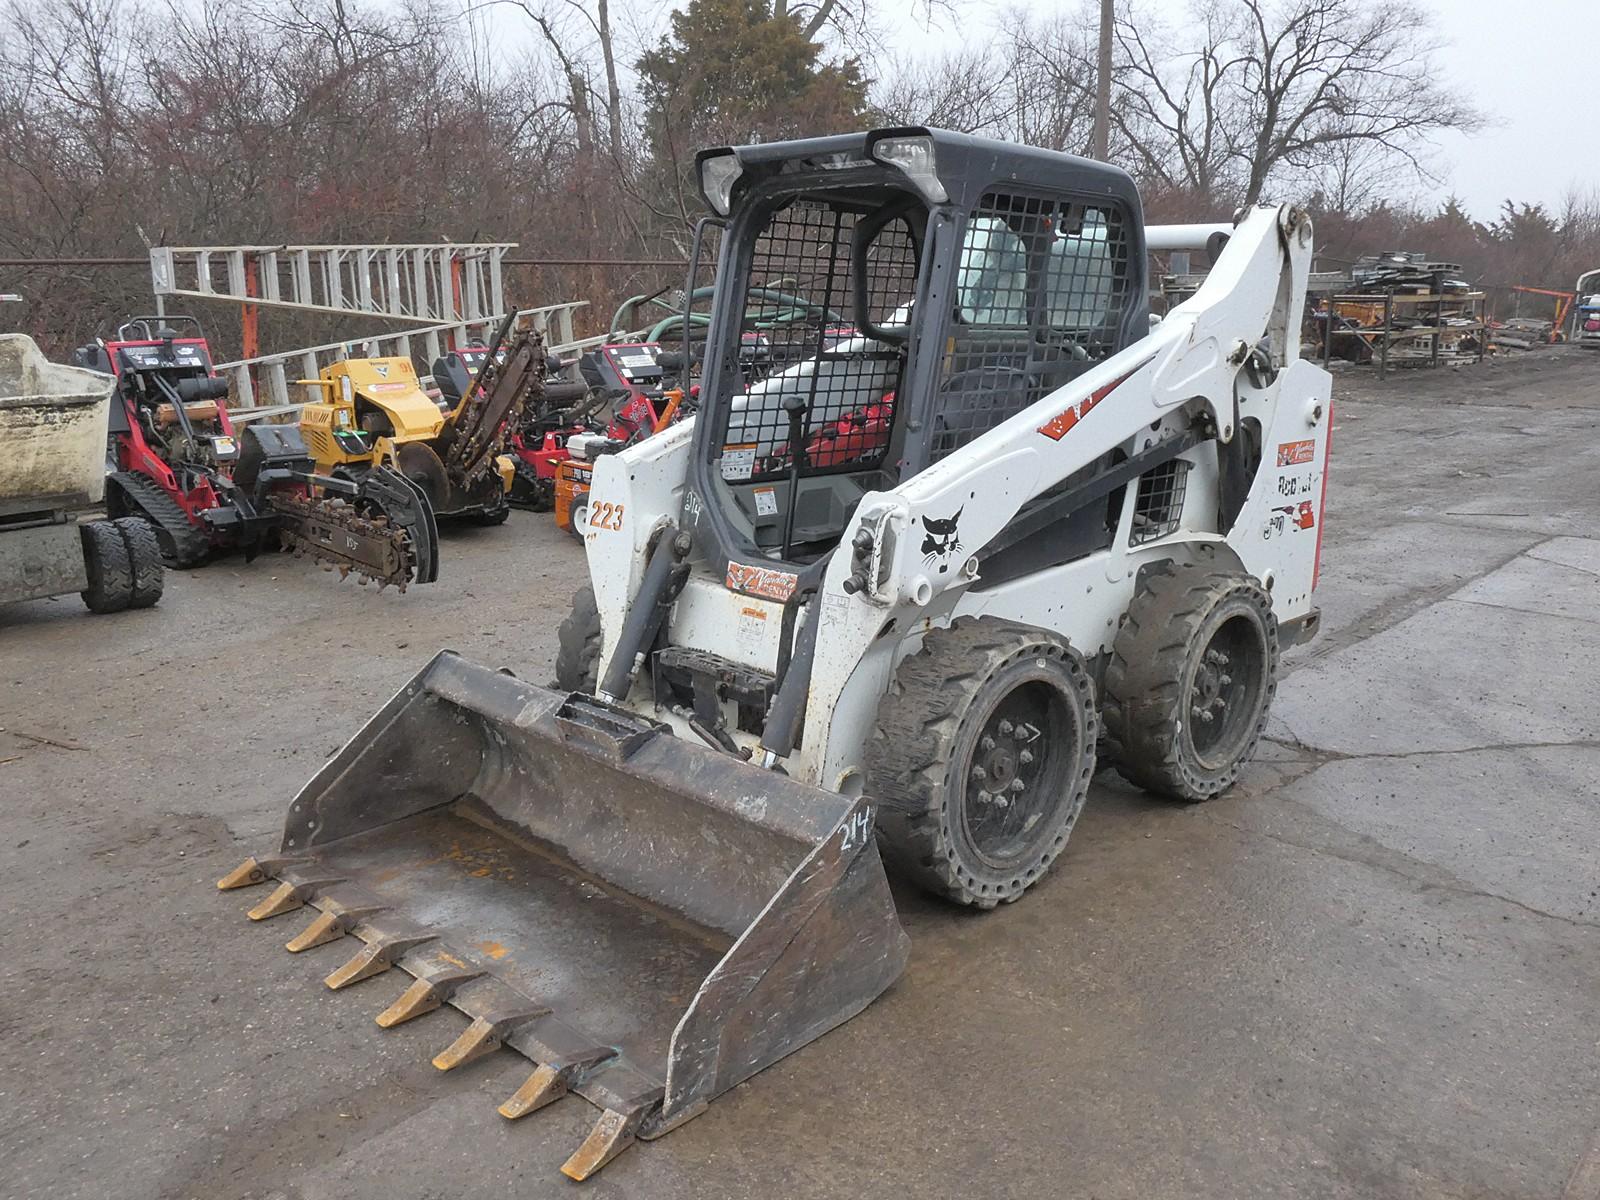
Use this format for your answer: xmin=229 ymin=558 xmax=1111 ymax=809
xmin=218 ymin=651 xmax=908 ymax=1180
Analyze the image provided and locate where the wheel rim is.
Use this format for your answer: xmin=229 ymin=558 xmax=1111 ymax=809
xmin=1186 ymin=611 xmax=1268 ymax=771
xmin=959 ymin=679 xmax=1077 ymax=870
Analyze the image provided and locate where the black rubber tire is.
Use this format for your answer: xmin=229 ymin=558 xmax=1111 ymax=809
xmin=113 ymin=517 xmax=165 ymax=609
xmin=79 ymin=521 xmax=135 ymax=614
xmin=866 ymin=618 xmax=1098 ymax=909
xmin=1103 ymin=563 xmax=1279 ymax=801
xmin=472 ymin=503 xmax=511 ymax=527
xmin=554 ymin=584 xmax=604 ymax=693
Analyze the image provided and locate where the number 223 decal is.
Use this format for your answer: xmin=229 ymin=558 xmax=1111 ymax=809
xmin=589 ymin=501 xmax=625 ymax=531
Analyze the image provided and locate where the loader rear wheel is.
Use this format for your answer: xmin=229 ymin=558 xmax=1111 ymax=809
xmin=555 ymin=584 xmax=604 ymax=693
xmin=80 ymin=520 xmax=134 ymax=614
xmin=1103 ymin=563 xmax=1278 ymax=801
xmin=867 ymin=619 xmax=1097 ymax=909
xmin=113 ymin=517 xmax=165 ymax=609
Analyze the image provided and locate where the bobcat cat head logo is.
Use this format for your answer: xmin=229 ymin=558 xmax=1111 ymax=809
xmin=921 ymin=509 xmax=963 ymax=572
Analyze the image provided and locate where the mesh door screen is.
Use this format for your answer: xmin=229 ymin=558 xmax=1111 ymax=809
xmin=932 ymin=194 xmax=1133 ymax=463
xmin=1130 ymin=458 xmax=1190 ymax=544
xmin=721 ymin=198 xmax=918 ymax=485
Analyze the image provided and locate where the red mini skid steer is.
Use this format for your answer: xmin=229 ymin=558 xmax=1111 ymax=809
xmin=76 ymin=317 xmax=439 ymax=589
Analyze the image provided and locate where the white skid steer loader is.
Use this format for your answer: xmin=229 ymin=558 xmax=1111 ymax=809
xmin=218 ymin=127 xmax=1330 ymax=1180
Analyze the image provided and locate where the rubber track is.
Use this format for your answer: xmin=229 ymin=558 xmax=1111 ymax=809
xmin=1101 ymin=562 xmax=1279 ymax=801
xmin=108 ymin=471 xmax=211 ymax=568
xmin=866 ymin=618 xmax=1097 ymax=909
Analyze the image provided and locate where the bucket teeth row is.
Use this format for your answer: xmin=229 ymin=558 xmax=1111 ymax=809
xmin=561 ymin=1108 xmax=646 ymax=1182
xmin=324 ymin=934 xmax=438 ymax=990
xmin=431 ymin=1005 xmax=550 ymax=1072
xmin=374 ymin=968 xmax=483 ymax=1029
xmin=226 ymin=849 xmax=660 ymax=1181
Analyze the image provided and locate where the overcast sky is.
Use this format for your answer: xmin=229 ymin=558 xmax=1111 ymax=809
xmin=873 ymin=0 xmax=1598 ymax=221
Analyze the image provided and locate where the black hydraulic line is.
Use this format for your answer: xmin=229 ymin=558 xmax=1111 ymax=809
xmin=596 ymin=526 xmax=690 ymax=703
xmin=778 ymin=396 xmax=809 ymax=560
xmin=759 ymin=593 xmax=819 ymax=763
xmin=149 ymin=373 xmax=199 ymax=444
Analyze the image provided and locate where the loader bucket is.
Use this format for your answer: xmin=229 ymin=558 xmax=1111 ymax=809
xmin=218 ymin=651 xmax=908 ymax=1180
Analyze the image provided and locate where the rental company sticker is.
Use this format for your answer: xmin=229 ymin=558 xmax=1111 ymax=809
xmin=1276 ymin=439 xmax=1316 ymax=467
xmin=753 ymin=486 xmax=778 ymax=516
xmin=726 ymin=560 xmax=798 ymax=602
xmin=720 ymin=444 xmax=757 ymax=481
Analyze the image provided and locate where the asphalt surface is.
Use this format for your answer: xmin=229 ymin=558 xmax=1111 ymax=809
xmin=2 ymin=348 xmax=1597 ymax=1199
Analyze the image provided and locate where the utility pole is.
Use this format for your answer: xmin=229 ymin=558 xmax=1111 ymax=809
xmin=1092 ymin=0 xmax=1113 ymax=160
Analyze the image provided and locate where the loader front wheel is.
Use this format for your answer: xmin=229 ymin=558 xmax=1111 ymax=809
xmin=1103 ymin=563 xmax=1278 ymax=801
xmin=555 ymin=584 xmax=604 ymax=693
xmin=867 ymin=619 xmax=1097 ymax=909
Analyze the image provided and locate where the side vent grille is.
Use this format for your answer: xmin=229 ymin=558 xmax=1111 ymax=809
xmin=1130 ymin=459 xmax=1190 ymax=545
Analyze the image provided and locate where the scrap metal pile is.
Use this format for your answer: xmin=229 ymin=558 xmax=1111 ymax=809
xmin=1317 ymin=251 xmax=1484 ymax=366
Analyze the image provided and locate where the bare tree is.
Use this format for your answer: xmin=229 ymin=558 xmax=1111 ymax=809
xmin=1113 ymin=0 xmax=1481 ymax=207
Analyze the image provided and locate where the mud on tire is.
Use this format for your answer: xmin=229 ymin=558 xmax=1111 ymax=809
xmin=1102 ymin=562 xmax=1279 ymax=802
xmin=554 ymin=584 xmax=604 ymax=693
xmin=80 ymin=520 xmax=135 ymax=613
xmin=866 ymin=618 xmax=1098 ymax=909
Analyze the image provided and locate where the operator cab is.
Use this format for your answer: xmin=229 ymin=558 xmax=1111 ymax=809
xmin=684 ymin=127 xmax=1147 ymax=573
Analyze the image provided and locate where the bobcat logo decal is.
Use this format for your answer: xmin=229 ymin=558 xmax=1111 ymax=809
xmin=921 ymin=509 xmax=963 ymax=573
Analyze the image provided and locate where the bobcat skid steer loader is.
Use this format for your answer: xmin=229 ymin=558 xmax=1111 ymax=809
xmin=217 ymin=128 xmax=1330 ymax=1180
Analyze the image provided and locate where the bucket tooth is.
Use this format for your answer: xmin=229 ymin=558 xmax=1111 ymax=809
xmin=285 ymin=910 xmax=344 ymax=953
xmin=374 ymin=968 xmax=482 ymax=1029
xmin=432 ymin=1007 xmax=551 ymax=1072
xmin=217 ymin=854 xmax=305 ymax=891
xmin=247 ymin=882 xmax=308 ymax=921
xmin=560 ymin=1108 xmax=646 ymax=1181
xmin=325 ymin=934 xmax=437 ymax=990
xmin=285 ymin=901 xmax=389 ymax=954
xmin=498 ymin=1065 xmax=566 ymax=1119
xmin=246 ymin=874 xmax=345 ymax=921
